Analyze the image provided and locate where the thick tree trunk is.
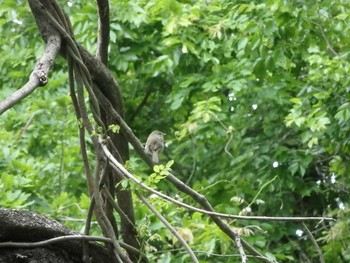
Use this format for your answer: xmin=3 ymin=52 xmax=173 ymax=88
xmin=0 ymin=209 xmax=114 ymax=263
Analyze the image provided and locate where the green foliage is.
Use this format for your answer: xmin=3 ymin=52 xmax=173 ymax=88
xmin=108 ymin=124 xmax=120 ymax=134
xmin=1 ymin=0 xmax=350 ymax=262
xmin=147 ymin=160 xmax=173 ymax=186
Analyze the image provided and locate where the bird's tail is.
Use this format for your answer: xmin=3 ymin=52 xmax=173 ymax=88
xmin=152 ymin=151 xmax=159 ymax=163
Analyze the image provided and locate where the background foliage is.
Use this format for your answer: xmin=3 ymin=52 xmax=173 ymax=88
xmin=1 ymin=0 xmax=349 ymax=262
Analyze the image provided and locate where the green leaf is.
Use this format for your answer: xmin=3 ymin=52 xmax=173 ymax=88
xmin=108 ymin=124 xmax=120 ymax=133
xmin=237 ymin=37 xmax=248 ymax=50
xmin=165 ymin=160 xmax=174 ymax=168
xmin=79 ymin=193 xmax=91 ymax=210
xmin=290 ymin=98 xmax=302 ymax=105
xmin=1 ymin=173 xmax=14 ymax=190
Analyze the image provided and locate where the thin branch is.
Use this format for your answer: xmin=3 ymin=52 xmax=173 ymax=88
xmin=83 ymin=196 xmax=95 ymax=263
xmin=101 ymin=141 xmax=334 ymax=222
xmin=210 ymin=112 xmax=234 ymax=158
xmin=0 ymin=235 xmax=111 ymax=248
xmin=50 ymin=0 xmax=72 ymax=35
xmin=98 ymin=159 xmax=109 ymax=189
xmin=102 ymin=187 xmax=136 ymax=228
xmin=224 ymin=132 xmax=234 ymax=158
xmin=99 ymin=158 xmax=120 ymax=241
xmin=136 ymin=191 xmax=199 ymax=263
xmin=129 ymin=87 xmax=152 ymax=122
xmin=92 ymin=158 xmax=128 ymax=263
xmin=0 ymin=32 xmax=61 ymax=115
xmin=248 ymin=176 xmax=277 ymax=207
xmin=234 ymin=234 xmax=247 ymax=263
xmin=0 ymin=234 xmax=147 ymax=260
xmin=58 ymin=117 xmax=65 ymax=194
xmin=68 ymin=57 xmax=94 ymax=196
xmin=302 ymin=222 xmax=325 ymax=263
xmin=181 ymin=250 xmax=271 ymax=261
xmin=315 ymin=6 xmax=338 ymax=56
xmin=186 ymin=134 xmax=197 ymax=185
xmin=17 ymin=114 xmax=35 ymax=140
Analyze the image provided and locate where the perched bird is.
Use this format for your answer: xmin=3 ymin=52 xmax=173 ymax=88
xmin=145 ymin=130 xmax=165 ymax=163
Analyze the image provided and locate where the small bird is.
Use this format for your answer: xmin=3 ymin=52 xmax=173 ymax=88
xmin=145 ymin=130 xmax=165 ymax=163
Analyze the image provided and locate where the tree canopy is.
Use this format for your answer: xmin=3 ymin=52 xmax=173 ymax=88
xmin=0 ymin=0 xmax=349 ymax=262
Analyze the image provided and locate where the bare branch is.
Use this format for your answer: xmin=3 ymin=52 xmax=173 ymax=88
xmin=0 ymin=32 xmax=61 ymax=115
xmin=0 ymin=234 xmax=147 ymax=260
xmin=102 ymin=187 xmax=136 ymax=228
xmin=0 ymin=235 xmax=110 ymax=248
xmin=92 ymin=158 xmax=130 ymax=263
xmin=234 ymin=234 xmax=247 ymax=263
xmin=17 ymin=114 xmax=35 ymax=140
xmin=302 ymin=222 xmax=325 ymax=263
xmin=102 ymin=141 xmax=271 ymax=261
xmin=83 ymin=197 xmax=95 ymax=263
xmin=136 ymin=191 xmax=199 ymax=263
xmin=101 ymin=140 xmax=334 ymax=222
xmin=68 ymin=57 xmax=94 ymax=196
xmin=129 ymin=87 xmax=152 ymax=122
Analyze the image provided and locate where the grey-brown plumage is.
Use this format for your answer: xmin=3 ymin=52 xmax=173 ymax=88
xmin=145 ymin=130 xmax=165 ymax=163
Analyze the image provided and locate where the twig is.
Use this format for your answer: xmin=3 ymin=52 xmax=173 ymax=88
xmin=0 ymin=235 xmax=110 ymax=248
xmin=248 ymin=176 xmax=277 ymax=207
xmin=92 ymin=158 xmax=127 ymax=263
xmin=180 ymin=250 xmax=271 ymax=260
xmin=186 ymin=134 xmax=197 ymax=185
xmin=137 ymin=191 xmax=199 ymax=263
xmin=210 ymin=111 xmax=234 ymax=158
xmin=58 ymin=117 xmax=65 ymax=194
xmin=224 ymin=132 xmax=234 ymax=158
xmin=17 ymin=114 xmax=35 ymax=140
xmin=302 ymin=222 xmax=325 ymax=263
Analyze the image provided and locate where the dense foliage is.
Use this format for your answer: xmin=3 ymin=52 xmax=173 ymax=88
xmin=1 ymin=0 xmax=349 ymax=262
